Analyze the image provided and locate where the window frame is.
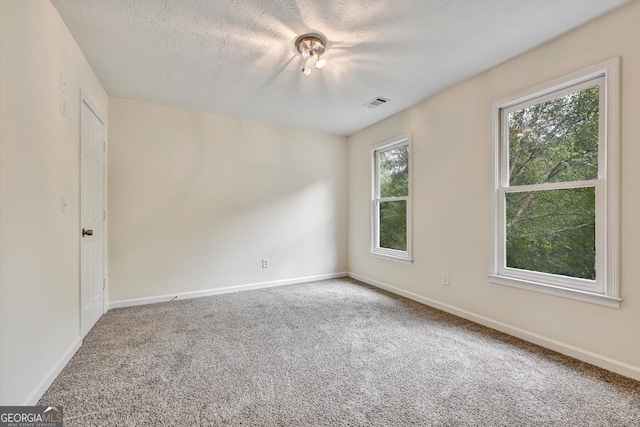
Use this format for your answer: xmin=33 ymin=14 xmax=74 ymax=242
xmin=370 ymin=134 xmax=413 ymax=264
xmin=489 ymin=58 xmax=620 ymax=308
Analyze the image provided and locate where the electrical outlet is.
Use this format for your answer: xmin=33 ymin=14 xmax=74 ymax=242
xmin=442 ymin=273 xmax=450 ymax=286
xmin=262 ymin=258 xmax=269 ymax=268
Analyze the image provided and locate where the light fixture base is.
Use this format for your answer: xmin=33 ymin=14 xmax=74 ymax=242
xmin=294 ymin=33 xmax=327 ymax=57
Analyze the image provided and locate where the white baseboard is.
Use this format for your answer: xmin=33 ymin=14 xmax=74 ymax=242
xmin=349 ymin=272 xmax=640 ymax=382
xmin=109 ymin=272 xmax=349 ymax=310
xmin=25 ymin=337 xmax=81 ymax=405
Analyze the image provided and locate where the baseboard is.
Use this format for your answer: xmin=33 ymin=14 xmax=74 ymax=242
xmin=25 ymin=337 xmax=82 ymax=405
xmin=349 ymin=272 xmax=640 ymax=382
xmin=109 ymin=272 xmax=349 ymax=310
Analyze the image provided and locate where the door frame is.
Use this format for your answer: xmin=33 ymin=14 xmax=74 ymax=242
xmin=79 ymin=90 xmax=108 ymax=337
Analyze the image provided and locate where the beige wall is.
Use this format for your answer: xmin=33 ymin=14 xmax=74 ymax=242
xmin=348 ymin=1 xmax=640 ymax=376
xmin=108 ymin=98 xmax=348 ymax=302
xmin=0 ymin=0 xmax=108 ymax=404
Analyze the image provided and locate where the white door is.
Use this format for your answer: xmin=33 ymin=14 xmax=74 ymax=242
xmin=80 ymin=97 xmax=106 ymax=338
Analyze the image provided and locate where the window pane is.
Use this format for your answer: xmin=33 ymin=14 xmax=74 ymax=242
xmin=379 ymin=200 xmax=407 ymax=251
xmin=506 ymin=187 xmax=595 ymax=280
xmin=379 ymin=146 xmax=408 ymax=198
xmin=508 ymin=86 xmax=599 ymax=186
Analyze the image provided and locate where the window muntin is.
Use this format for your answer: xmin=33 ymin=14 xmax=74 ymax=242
xmin=491 ymin=58 xmax=620 ymax=306
xmin=371 ymin=136 xmax=411 ymax=262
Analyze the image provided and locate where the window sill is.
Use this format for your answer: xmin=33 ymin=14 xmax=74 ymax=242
xmin=370 ymin=251 xmax=413 ymax=265
xmin=488 ymin=274 xmax=621 ymax=308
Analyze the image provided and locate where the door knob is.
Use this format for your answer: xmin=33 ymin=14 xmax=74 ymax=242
xmin=82 ymin=229 xmax=93 ymax=237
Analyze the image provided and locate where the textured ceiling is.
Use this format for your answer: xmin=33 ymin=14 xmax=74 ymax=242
xmin=52 ymin=0 xmax=632 ymax=135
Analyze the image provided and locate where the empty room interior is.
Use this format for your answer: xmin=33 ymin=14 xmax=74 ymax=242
xmin=2 ymin=0 xmax=640 ymax=424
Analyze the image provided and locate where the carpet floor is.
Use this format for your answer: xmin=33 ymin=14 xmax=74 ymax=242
xmin=40 ymin=278 xmax=640 ymax=426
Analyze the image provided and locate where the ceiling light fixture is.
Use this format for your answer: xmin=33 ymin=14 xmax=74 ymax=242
xmin=295 ymin=33 xmax=327 ymax=76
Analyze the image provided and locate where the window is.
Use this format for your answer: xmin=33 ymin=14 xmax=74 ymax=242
xmin=371 ymin=134 xmax=412 ymax=263
xmin=490 ymin=58 xmax=620 ymax=307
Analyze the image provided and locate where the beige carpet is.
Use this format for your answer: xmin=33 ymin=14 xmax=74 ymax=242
xmin=40 ymin=278 xmax=640 ymax=426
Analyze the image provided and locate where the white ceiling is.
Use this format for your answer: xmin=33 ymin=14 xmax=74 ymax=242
xmin=52 ymin=0 xmax=632 ymax=136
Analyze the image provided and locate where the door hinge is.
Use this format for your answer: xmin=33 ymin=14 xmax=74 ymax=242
xmin=103 ymin=141 xmax=106 ymax=151
xmin=103 ymin=279 xmax=106 ymax=290
xmin=103 ymin=210 xmax=106 ymax=220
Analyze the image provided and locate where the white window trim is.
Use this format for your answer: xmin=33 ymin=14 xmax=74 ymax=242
xmin=489 ymin=57 xmax=620 ymax=308
xmin=370 ymin=133 xmax=413 ymax=264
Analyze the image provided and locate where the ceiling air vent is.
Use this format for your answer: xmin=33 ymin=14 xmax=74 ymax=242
xmin=364 ymin=97 xmax=390 ymax=108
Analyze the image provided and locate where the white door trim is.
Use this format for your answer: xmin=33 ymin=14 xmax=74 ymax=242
xmin=79 ymin=90 xmax=108 ymax=337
